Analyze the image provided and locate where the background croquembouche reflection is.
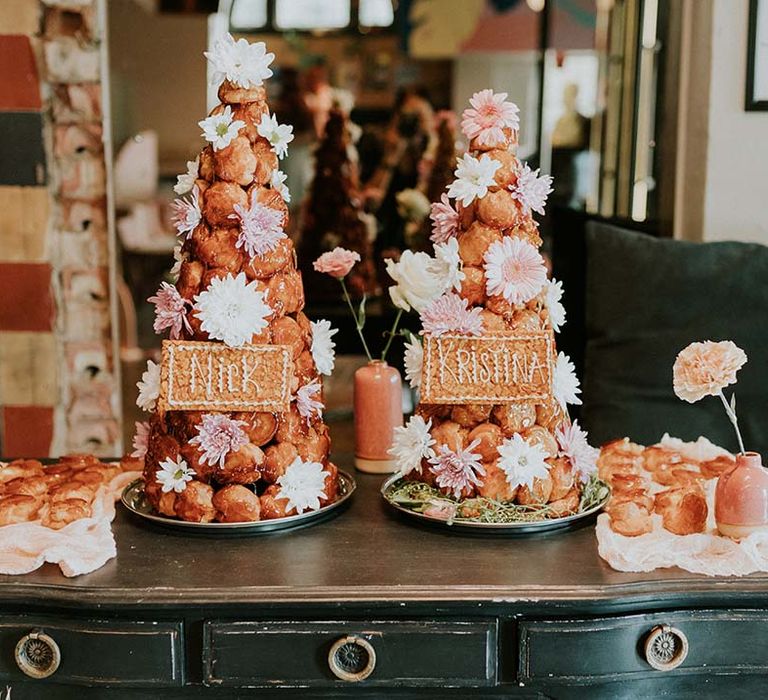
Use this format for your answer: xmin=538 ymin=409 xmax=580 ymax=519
xmin=133 ymin=36 xmax=341 ymax=524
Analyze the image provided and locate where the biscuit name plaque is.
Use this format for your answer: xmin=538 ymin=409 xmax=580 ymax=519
xmin=420 ymin=332 xmax=554 ymax=404
xmin=158 ymin=341 xmax=292 ymax=412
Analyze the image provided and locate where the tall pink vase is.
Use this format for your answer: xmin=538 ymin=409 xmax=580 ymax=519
xmin=353 ymin=360 xmax=403 ymax=473
xmin=715 ymin=452 xmax=768 ymax=539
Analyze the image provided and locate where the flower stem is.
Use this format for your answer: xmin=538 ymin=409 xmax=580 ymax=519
xmin=340 ymin=278 xmax=373 ymax=362
xmin=718 ymin=390 xmax=746 ymax=454
xmin=381 ymin=308 xmax=404 ymax=363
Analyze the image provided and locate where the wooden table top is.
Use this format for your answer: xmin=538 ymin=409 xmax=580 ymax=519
xmin=2 ymin=458 xmax=768 ymax=611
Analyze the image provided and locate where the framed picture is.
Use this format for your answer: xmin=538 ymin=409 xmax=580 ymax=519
xmin=746 ymin=0 xmax=768 ymax=110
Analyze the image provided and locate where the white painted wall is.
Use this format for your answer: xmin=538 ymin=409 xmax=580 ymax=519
xmin=702 ymin=0 xmax=768 ymax=243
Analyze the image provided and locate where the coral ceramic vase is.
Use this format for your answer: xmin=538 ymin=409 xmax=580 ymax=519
xmin=715 ymin=452 xmax=768 ymax=539
xmin=353 ymin=360 xmax=403 ymax=473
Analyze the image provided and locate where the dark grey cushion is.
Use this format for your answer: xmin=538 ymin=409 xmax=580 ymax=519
xmin=582 ymin=222 xmax=768 ymax=455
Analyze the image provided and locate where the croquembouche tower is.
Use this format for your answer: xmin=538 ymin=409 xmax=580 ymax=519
xmin=390 ymin=90 xmax=598 ymax=513
xmin=132 ymin=36 xmax=341 ymax=523
xmin=298 ymin=108 xmax=377 ymax=298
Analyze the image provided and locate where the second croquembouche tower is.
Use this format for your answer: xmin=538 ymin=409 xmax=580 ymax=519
xmin=131 ymin=36 xmax=341 ymax=523
xmin=390 ymin=90 xmax=598 ymax=514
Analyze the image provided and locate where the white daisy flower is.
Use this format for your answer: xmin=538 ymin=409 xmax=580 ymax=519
xmin=156 ymin=456 xmax=195 ymax=494
xmin=556 ymin=420 xmax=599 ymax=483
xmin=310 ymin=319 xmax=338 ymax=376
xmin=403 ymin=336 xmax=423 ymax=389
xmin=193 ymin=272 xmax=272 ymax=347
xmin=509 ymin=163 xmax=553 ymax=216
xmin=483 ymin=237 xmax=547 ymax=306
xmin=388 ymin=415 xmax=436 ymax=476
xmin=276 ymin=457 xmax=329 ymax=513
xmin=204 ymin=33 xmax=274 ymax=88
xmin=446 ymin=153 xmax=501 ymax=206
xmin=257 ymin=113 xmax=294 ymax=159
xmin=199 ymin=105 xmax=245 ymax=151
xmin=544 ymin=278 xmax=567 ymax=333
xmin=270 ymin=169 xmax=291 ymax=203
xmin=136 ymin=360 xmax=160 ymax=412
xmin=497 ymin=433 xmax=551 ymax=490
xmin=295 ymin=379 xmax=323 ymax=423
xmin=173 ymin=157 xmax=199 ymax=195
xmin=553 ymin=352 xmax=582 ymax=409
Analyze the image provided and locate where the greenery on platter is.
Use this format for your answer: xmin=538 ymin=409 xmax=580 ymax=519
xmin=385 ymin=474 xmax=610 ymax=526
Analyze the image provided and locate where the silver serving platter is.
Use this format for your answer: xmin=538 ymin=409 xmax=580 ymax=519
xmin=121 ymin=470 xmax=356 ymax=536
xmin=381 ymin=474 xmax=609 ymax=535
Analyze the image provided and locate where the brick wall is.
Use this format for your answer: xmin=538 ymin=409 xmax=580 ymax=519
xmin=0 ymin=0 xmax=120 ymax=457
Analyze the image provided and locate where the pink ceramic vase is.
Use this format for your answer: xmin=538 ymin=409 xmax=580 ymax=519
xmin=715 ymin=452 xmax=768 ymax=539
xmin=353 ymin=360 xmax=403 ymax=473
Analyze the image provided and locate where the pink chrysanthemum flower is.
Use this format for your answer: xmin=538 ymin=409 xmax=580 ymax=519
xmin=429 ymin=193 xmax=460 ymax=244
xmin=148 ymin=281 xmax=191 ymax=339
xmin=428 ymin=439 xmax=486 ymax=500
xmin=229 ymin=193 xmax=286 ymax=259
xmin=420 ymin=293 xmax=484 ymax=337
xmin=189 ymin=413 xmax=249 ymax=467
xmin=296 ymin=379 xmax=323 ymax=423
xmin=171 ymin=185 xmax=201 ymax=238
xmin=131 ymin=421 xmax=150 ymax=459
xmin=461 ymin=89 xmax=520 ymax=147
xmin=556 ymin=420 xmax=599 ymax=484
xmin=509 ymin=163 xmax=553 ymax=216
xmin=483 ymin=237 xmax=547 ymax=306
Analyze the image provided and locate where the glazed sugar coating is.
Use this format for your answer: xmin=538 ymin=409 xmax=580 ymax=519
xmin=397 ymin=90 xmax=594 ymax=509
xmin=140 ymin=45 xmax=339 ymax=523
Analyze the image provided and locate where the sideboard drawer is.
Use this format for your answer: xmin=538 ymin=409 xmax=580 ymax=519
xmin=203 ymin=619 xmax=497 ymax=688
xmin=519 ymin=610 xmax=768 ymax=683
xmin=0 ymin=617 xmax=183 ymax=687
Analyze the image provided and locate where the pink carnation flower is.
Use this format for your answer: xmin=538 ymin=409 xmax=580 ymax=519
xmin=171 ymin=185 xmax=201 ymax=239
xmin=313 ymin=247 xmax=361 ymax=278
xmin=429 ymin=193 xmax=460 ymax=244
xmin=131 ymin=421 xmax=150 ymax=459
xmin=420 ymin=293 xmax=484 ymax=337
xmin=428 ymin=439 xmax=486 ymax=500
xmin=148 ymin=281 xmax=191 ymax=339
xmin=673 ymin=340 xmax=748 ymax=403
xmin=483 ymin=237 xmax=547 ymax=306
xmin=296 ymin=379 xmax=324 ymax=423
xmin=189 ymin=413 xmax=249 ymax=467
xmin=461 ymin=89 xmax=520 ymax=148
xmin=229 ymin=193 xmax=286 ymax=259
xmin=509 ymin=163 xmax=553 ymax=216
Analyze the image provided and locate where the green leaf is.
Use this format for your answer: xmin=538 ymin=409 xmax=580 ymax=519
xmin=356 ymin=295 xmax=367 ymax=330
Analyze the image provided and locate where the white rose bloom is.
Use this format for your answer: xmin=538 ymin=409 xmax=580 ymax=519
xmin=136 ymin=360 xmax=160 ymax=412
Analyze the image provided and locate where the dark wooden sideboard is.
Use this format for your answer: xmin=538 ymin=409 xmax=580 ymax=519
xmin=1 ymin=470 xmax=768 ymax=699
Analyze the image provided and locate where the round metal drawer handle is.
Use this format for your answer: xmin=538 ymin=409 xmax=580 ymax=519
xmin=328 ymin=635 xmax=377 ymax=682
xmin=15 ymin=630 xmax=61 ymax=679
xmin=644 ymin=624 xmax=689 ymax=671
